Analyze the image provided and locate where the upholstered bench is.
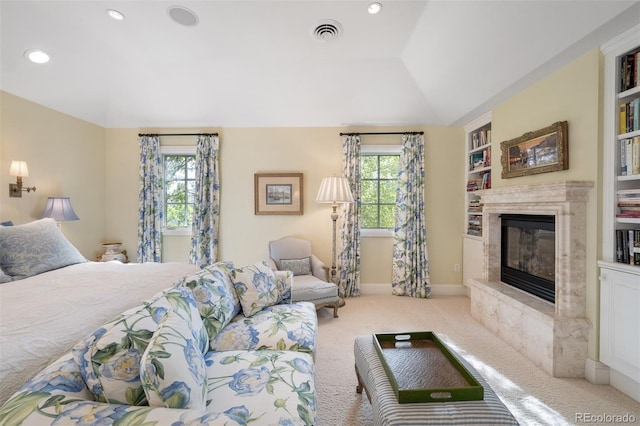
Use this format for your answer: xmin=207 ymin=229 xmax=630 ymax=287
xmin=354 ymin=335 xmax=519 ymax=425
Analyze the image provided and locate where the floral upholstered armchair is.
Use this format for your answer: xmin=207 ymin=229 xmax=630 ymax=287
xmin=268 ymin=237 xmax=342 ymax=318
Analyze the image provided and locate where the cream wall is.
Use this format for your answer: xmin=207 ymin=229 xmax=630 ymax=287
xmin=102 ymin=126 xmax=464 ymax=287
xmin=490 ymin=48 xmax=603 ymax=360
xmin=0 ymin=91 xmax=106 ymax=258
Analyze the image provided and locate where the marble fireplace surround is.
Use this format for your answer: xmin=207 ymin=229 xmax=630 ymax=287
xmin=468 ymin=180 xmax=594 ymax=378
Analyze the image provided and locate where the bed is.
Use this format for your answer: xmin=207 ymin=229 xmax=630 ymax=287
xmin=0 ymin=219 xmax=199 ymax=405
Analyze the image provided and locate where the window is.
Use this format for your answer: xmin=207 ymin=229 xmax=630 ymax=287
xmin=360 ymin=146 xmax=400 ymax=236
xmin=162 ymin=146 xmax=196 ymax=234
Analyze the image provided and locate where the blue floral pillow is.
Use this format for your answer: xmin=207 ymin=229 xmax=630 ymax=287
xmin=0 ymin=218 xmax=86 ymax=279
xmin=72 ymin=287 xmax=208 ymax=406
xmin=179 ymin=262 xmax=240 ymax=341
xmin=231 ymin=260 xmax=282 ymax=317
xmin=141 ymin=308 xmax=208 ymax=410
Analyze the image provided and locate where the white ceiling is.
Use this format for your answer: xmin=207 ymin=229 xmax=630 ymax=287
xmin=1 ymin=0 xmax=639 ymax=129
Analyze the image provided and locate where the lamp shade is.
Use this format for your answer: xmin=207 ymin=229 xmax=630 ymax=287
xmin=316 ymin=176 xmax=354 ymax=204
xmin=40 ymin=197 xmax=80 ymax=221
xmin=9 ymin=160 xmax=29 ymax=177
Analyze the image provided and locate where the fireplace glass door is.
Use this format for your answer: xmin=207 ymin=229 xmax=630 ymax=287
xmin=501 ymin=214 xmax=555 ymax=303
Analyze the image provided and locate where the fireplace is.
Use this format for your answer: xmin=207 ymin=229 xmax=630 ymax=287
xmin=501 ymin=214 xmax=555 ymax=303
xmin=467 ymin=181 xmax=593 ymax=378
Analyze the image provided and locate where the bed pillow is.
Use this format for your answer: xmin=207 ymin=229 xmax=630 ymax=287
xmin=0 ymin=218 xmax=87 ymax=279
xmin=0 ymin=267 xmax=12 ymax=283
xmin=231 ymin=260 xmax=282 ymax=317
xmin=141 ymin=307 xmax=207 ymax=410
xmin=179 ymin=261 xmax=240 ymax=340
xmin=280 ymin=256 xmax=312 ymax=276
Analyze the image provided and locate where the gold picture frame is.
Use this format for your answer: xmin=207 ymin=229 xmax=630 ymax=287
xmin=254 ymin=173 xmax=303 ymax=215
xmin=500 ymin=121 xmax=568 ymax=179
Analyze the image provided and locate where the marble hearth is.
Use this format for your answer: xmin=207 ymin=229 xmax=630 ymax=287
xmin=468 ymin=181 xmax=593 ymax=378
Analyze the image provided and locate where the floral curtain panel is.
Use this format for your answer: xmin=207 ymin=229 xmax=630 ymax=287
xmin=137 ymin=135 xmax=163 ymax=263
xmin=337 ymin=135 xmax=362 ymax=297
xmin=190 ymin=135 xmax=220 ymax=267
xmin=392 ymin=133 xmax=431 ymax=298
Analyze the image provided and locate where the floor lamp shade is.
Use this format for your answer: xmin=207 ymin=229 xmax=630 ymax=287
xmin=315 ymin=176 xmax=354 ymax=204
xmin=40 ymin=197 xmax=80 ymax=221
xmin=316 ymin=177 xmax=354 ymax=286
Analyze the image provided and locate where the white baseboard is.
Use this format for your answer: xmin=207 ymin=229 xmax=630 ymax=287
xmin=359 ymin=283 xmax=467 ymax=297
xmin=584 ymin=357 xmax=610 ymax=385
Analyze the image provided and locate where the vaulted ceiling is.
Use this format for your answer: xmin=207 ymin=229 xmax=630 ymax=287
xmin=1 ymin=1 xmax=638 ymax=129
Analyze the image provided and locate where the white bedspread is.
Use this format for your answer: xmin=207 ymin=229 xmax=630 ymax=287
xmin=0 ymin=261 xmax=199 ymax=405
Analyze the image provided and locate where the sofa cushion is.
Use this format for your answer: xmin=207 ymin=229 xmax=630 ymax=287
xmin=0 ymin=218 xmax=86 ymax=279
xmin=204 ymin=349 xmax=316 ymax=425
xmin=291 ymin=275 xmax=339 ymax=304
xmin=179 ymin=261 xmax=240 ymax=340
xmin=231 ymin=260 xmax=283 ymax=317
xmin=141 ymin=308 xmax=207 ymax=410
xmin=210 ymin=301 xmax=317 ymax=356
xmin=280 ymin=256 xmax=312 ymax=276
xmin=72 ymin=286 xmax=208 ymax=406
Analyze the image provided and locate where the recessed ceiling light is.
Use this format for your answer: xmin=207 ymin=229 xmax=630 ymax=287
xmin=168 ymin=5 xmax=199 ymax=27
xmin=368 ymin=2 xmax=382 ymax=14
xmin=106 ymin=9 xmax=125 ymax=21
xmin=24 ymin=49 xmax=50 ymax=64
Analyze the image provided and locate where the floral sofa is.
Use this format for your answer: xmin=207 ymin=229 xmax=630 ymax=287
xmin=0 ymin=261 xmax=318 ymax=426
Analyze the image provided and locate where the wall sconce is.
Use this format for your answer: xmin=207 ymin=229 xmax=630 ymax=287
xmin=9 ymin=160 xmax=36 ymax=197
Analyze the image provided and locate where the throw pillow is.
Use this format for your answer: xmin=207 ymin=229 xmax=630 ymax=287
xmin=72 ymin=286 xmax=208 ymax=406
xmin=179 ymin=261 xmax=240 ymax=341
xmin=231 ymin=260 xmax=282 ymax=317
xmin=0 ymin=218 xmax=86 ymax=279
xmin=141 ymin=308 xmax=208 ymax=410
xmin=279 ymin=257 xmax=312 ymax=276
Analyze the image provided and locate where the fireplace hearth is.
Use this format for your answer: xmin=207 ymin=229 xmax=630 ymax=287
xmin=467 ymin=181 xmax=593 ymax=378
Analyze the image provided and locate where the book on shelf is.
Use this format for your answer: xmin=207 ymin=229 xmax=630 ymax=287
xmin=616 ymin=189 xmax=640 ymax=218
xmin=618 ymin=98 xmax=640 ymax=134
xmin=615 ymin=228 xmax=640 ymax=265
xmin=619 ymin=137 xmax=640 ymax=175
xmin=620 ymin=53 xmax=638 ymax=92
xmin=481 ymin=172 xmax=490 ymax=190
xmin=467 ymin=202 xmax=482 ymax=213
xmin=470 ymin=127 xmax=491 ymax=150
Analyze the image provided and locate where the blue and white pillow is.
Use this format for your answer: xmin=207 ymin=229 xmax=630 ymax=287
xmin=0 ymin=218 xmax=86 ymax=279
xmin=140 ymin=307 xmax=208 ymax=410
xmin=231 ymin=261 xmax=283 ymax=317
xmin=179 ymin=261 xmax=240 ymax=341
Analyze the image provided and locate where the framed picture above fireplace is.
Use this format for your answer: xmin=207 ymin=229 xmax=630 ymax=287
xmin=500 ymin=121 xmax=568 ymax=179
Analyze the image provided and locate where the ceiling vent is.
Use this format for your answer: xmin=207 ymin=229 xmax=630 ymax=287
xmin=312 ymin=19 xmax=342 ymax=42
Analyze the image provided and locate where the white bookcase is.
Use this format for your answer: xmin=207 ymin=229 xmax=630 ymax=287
xmin=463 ymin=111 xmax=492 ymax=238
xmin=599 ymin=23 xmax=640 ymax=403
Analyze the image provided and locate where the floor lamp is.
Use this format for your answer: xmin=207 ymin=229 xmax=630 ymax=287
xmin=316 ymin=176 xmax=354 ymax=284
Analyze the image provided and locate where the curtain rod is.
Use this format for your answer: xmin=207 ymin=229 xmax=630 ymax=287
xmin=339 ymin=131 xmax=423 ymax=136
xmin=138 ymin=133 xmax=218 ymax=137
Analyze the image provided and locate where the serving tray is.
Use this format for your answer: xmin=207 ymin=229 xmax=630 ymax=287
xmin=373 ymin=331 xmax=484 ymax=403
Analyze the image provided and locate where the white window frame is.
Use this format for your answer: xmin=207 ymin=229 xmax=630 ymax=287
xmin=360 ymin=145 xmax=401 ymax=238
xmin=161 ymin=146 xmax=196 ymax=236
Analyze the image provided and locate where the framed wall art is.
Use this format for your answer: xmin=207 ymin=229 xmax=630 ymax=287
xmin=254 ymin=172 xmax=303 ymax=215
xmin=500 ymin=121 xmax=568 ymax=179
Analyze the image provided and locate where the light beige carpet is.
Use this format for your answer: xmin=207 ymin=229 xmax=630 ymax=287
xmin=314 ymin=294 xmax=639 ymax=425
